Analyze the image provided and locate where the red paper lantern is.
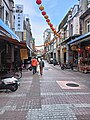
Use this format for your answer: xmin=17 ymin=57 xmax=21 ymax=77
xmin=77 ymin=48 xmax=83 ymax=54
xmin=42 ymin=11 xmax=46 ymax=16
xmin=56 ymin=33 xmax=60 ymax=37
xmin=36 ymin=0 xmax=42 ymax=5
xmin=39 ymin=5 xmax=44 ymax=11
xmin=51 ymin=27 xmax=55 ymax=31
xmin=85 ymin=46 xmax=90 ymax=50
xmin=48 ymin=22 xmax=51 ymax=25
xmin=44 ymin=15 xmax=48 ymax=19
xmin=49 ymin=24 xmax=53 ymax=27
xmin=85 ymin=46 xmax=90 ymax=53
xmin=46 ymin=19 xmax=50 ymax=22
xmin=58 ymin=34 xmax=60 ymax=38
xmin=54 ymin=30 xmax=57 ymax=34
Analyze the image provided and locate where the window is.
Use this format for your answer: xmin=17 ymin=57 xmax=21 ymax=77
xmin=18 ymin=24 xmax=20 ymax=26
xmin=87 ymin=21 xmax=90 ymax=32
xmin=18 ymin=17 xmax=20 ymax=19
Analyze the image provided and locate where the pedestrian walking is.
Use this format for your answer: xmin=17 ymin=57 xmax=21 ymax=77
xmin=31 ymin=57 xmax=38 ymax=75
xmin=39 ymin=58 xmax=44 ymax=75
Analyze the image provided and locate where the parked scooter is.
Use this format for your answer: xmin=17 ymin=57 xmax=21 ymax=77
xmin=21 ymin=62 xmax=32 ymax=71
xmin=61 ymin=63 xmax=73 ymax=70
xmin=53 ymin=59 xmax=58 ymax=66
xmin=0 ymin=76 xmax=20 ymax=92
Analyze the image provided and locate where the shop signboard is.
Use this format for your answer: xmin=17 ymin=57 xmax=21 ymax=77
xmin=15 ymin=4 xmax=23 ymax=32
xmin=20 ymin=49 xmax=28 ymax=60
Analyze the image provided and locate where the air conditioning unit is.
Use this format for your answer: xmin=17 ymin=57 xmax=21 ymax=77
xmin=6 ymin=20 xmax=10 ymax=28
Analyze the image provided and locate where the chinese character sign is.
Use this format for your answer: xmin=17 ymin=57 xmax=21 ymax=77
xmin=15 ymin=4 xmax=23 ymax=32
xmin=20 ymin=49 xmax=28 ymax=60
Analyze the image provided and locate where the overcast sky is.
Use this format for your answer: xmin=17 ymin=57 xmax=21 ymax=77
xmin=14 ymin=0 xmax=79 ymax=47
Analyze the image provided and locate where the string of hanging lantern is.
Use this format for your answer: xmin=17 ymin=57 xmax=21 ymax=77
xmin=35 ymin=0 xmax=61 ymax=48
xmin=36 ymin=0 xmax=60 ymax=37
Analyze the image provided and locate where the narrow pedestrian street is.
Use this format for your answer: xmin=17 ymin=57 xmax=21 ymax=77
xmin=0 ymin=61 xmax=90 ymax=120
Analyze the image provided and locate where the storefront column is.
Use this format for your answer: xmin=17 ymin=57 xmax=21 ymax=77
xmin=66 ymin=45 xmax=70 ymax=64
xmin=77 ymin=44 xmax=82 ymax=71
xmin=60 ymin=46 xmax=64 ymax=64
xmin=11 ymin=46 xmax=14 ymax=62
xmin=0 ymin=54 xmax=1 ymax=65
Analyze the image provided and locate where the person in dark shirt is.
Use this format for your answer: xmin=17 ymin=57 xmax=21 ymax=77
xmin=39 ymin=58 xmax=44 ymax=75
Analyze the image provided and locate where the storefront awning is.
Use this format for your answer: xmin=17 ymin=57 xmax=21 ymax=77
xmin=0 ymin=19 xmax=20 ymax=42
xmin=19 ymin=41 xmax=27 ymax=47
xmin=0 ymin=35 xmax=27 ymax=48
xmin=67 ymin=32 xmax=90 ymax=45
xmin=60 ymin=34 xmax=80 ymax=46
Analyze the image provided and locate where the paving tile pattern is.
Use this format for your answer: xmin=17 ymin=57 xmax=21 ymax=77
xmin=26 ymin=104 xmax=77 ymax=120
xmin=0 ymin=63 xmax=90 ymax=120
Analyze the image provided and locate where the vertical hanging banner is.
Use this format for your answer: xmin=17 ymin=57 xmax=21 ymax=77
xmin=20 ymin=49 xmax=28 ymax=60
xmin=15 ymin=4 xmax=23 ymax=32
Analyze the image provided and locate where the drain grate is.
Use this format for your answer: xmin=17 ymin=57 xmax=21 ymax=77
xmin=66 ymin=83 xmax=79 ymax=87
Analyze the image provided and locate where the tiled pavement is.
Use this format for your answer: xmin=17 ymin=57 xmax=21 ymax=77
xmin=0 ymin=62 xmax=90 ymax=120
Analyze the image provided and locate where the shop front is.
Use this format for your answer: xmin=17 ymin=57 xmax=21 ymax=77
xmin=70 ymin=45 xmax=78 ymax=67
xmin=77 ymin=43 xmax=90 ymax=73
xmin=0 ymin=19 xmax=23 ymax=75
xmin=67 ymin=32 xmax=90 ymax=73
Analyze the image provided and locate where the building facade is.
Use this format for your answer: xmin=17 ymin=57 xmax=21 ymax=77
xmin=44 ymin=0 xmax=90 ymax=73
xmin=43 ymin=28 xmax=52 ymax=62
xmin=0 ymin=0 xmax=26 ymax=72
xmin=62 ymin=0 xmax=90 ymax=73
xmin=14 ymin=5 xmax=33 ymax=60
xmin=67 ymin=0 xmax=90 ymax=72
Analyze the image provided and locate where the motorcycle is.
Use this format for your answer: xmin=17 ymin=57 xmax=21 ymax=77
xmin=0 ymin=75 xmax=20 ymax=92
xmin=21 ymin=63 xmax=32 ymax=71
xmin=61 ymin=63 xmax=73 ymax=70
